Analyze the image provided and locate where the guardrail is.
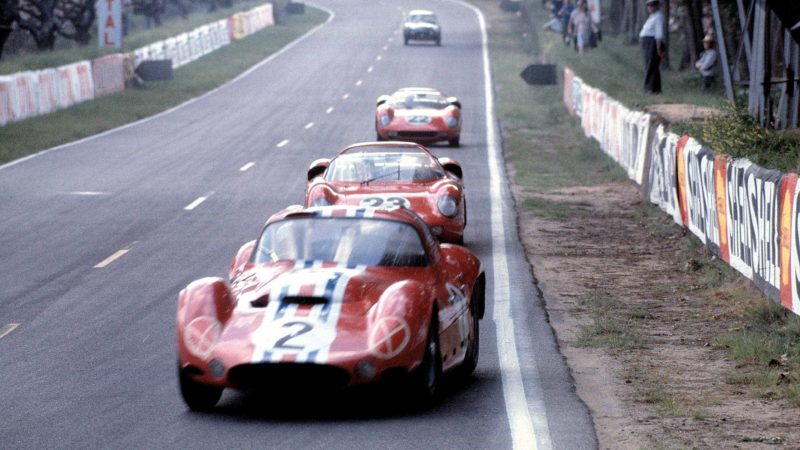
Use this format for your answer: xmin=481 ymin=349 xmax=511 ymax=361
xmin=563 ymin=66 xmax=798 ymax=316
xmin=0 ymin=3 xmax=274 ymax=127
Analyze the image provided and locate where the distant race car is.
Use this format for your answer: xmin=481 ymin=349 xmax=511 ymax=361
xmin=177 ymin=205 xmax=485 ymax=410
xmin=375 ymin=87 xmax=462 ymax=147
xmin=403 ymin=10 xmax=441 ymax=45
xmin=305 ymin=141 xmax=467 ymax=244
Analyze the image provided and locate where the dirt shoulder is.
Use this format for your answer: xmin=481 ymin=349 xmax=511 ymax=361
xmin=513 ymin=178 xmax=800 ymax=448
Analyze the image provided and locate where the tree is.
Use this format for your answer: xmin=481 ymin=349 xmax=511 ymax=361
xmin=16 ymin=0 xmax=60 ymax=50
xmin=0 ymin=0 xmax=17 ymax=58
xmin=57 ymin=0 xmax=95 ymax=45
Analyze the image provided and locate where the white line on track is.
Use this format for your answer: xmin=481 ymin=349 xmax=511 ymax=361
xmin=326 ymin=106 xmax=334 ymax=114
xmin=239 ymin=162 xmax=255 ymax=172
xmin=383 ymin=45 xmax=389 ymax=51
xmin=184 ymin=193 xmax=212 ymax=211
xmin=342 ymin=93 xmax=350 ymax=100
xmin=276 ymin=139 xmax=290 ymax=148
xmin=355 ymin=80 xmax=363 ymax=87
xmin=94 ymin=249 xmax=130 ymax=268
xmin=0 ymin=4 xmax=336 ymax=173
xmin=368 ymin=66 xmax=374 ymax=73
xmin=376 ymin=55 xmax=382 ymax=61
xmin=0 ymin=323 xmax=19 ymax=339
xmin=66 ymin=191 xmax=111 ymax=196
xmin=304 ymin=122 xmax=315 ymax=129
xmin=454 ymin=0 xmax=553 ymax=449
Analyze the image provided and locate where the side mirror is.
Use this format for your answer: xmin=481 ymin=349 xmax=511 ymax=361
xmin=446 ymin=97 xmax=461 ymax=109
xmin=307 ymin=158 xmax=330 ymax=181
xmin=438 ymin=157 xmax=463 ymax=180
xmin=376 ymin=95 xmax=392 ymax=107
xmin=228 ymin=240 xmax=256 ymax=280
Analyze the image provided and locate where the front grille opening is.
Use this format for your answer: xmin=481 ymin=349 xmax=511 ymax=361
xmin=228 ymin=363 xmax=350 ymax=390
xmin=398 ymin=131 xmax=438 ymax=138
xmin=281 ymin=296 xmax=329 ymax=305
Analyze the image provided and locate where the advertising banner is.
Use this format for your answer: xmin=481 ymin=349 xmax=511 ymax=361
xmin=36 ymin=69 xmax=60 ymax=115
xmin=746 ymin=164 xmax=783 ymax=301
xmin=780 ymin=173 xmax=798 ymax=311
xmin=564 ymin=67 xmax=574 ymax=115
xmin=681 ymin=138 xmax=721 ymax=254
xmin=92 ymin=54 xmax=125 ymax=97
xmin=714 ymin=154 xmax=730 ymax=262
xmin=725 ymin=158 xmax=755 ymax=279
xmin=98 ymin=0 xmax=122 ymax=49
xmin=647 ymin=126 xmax=683 ymax=225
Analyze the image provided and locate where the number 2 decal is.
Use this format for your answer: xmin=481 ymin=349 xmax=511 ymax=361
xmin=360 ymin=196 xmax=410 ymax=208
xmin=274 ymin=321 xmax=313 ymax=350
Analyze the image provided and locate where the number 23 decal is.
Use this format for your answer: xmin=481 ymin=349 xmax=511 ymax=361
xmin=360 ymin=196 xmax=410 ymax=208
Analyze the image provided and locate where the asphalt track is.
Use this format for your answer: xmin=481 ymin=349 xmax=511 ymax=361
xmin=0 ymin=1 xmax=597 ymax=448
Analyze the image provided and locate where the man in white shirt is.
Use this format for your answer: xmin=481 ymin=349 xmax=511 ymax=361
xmin=639 ymin=0 xmax=665 ymax=94
xmin=695 ymin=34 xmax=718 ymax=90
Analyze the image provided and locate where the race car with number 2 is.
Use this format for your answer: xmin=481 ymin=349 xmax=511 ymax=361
xmin=177 ymin=205 xmax=485 ymax=410
xmin=305 ymin=142 xmax=467 ymax=244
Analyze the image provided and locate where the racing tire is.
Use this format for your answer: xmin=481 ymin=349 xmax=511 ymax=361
xmin=410 ymin=310 xmax=442 ymax=406
xmin=448 ymin=136 xmax=460 ymax=147
xmin=376 ymin=131 xmax=385 ymax=141
xmin=179 ymin=365 xmax=223 ymax=411
xmin=461 ymin=280 xmax=484 ymax=376
xmin=435 ymin=38 xmax=441 ymax=46
xmin=404 ymin=37 xmax=409 ymax=45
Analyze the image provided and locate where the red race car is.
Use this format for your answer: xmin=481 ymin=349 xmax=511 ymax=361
xmin=305 ymin=142 xmax=467 ymax=244
xmin=375 ymin=87 xmax=462 ymax=147
xmin=177 ymin=205 xmax=485 ymax=410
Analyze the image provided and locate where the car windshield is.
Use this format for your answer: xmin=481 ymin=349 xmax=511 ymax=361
xmin=326 ymin=149 xmax=445 ymax=183
xmin=391 ymin=92 xmax=449 ymax=110
xmin=409 ymin=14 xmax=436 ymax=24
xmin=254 ymin=217 xmax=428 ymax=267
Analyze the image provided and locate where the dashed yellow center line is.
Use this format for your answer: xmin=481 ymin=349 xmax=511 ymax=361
xmin=304 ymin=122 xmax=315 ymax=129
xmin=355 ymin=80 xmax=363 ymax=87
xmin=342 ymin=93 xmax=350 ymax=100
xmin=239 ymin=162 xmax=255 ymax=172
xmin=326 ymin=107 xmax=334 ymax=114
xmin=368 ymin=66 xmax=374 ymax=73
xmin=277 ymin=139 xmax=290 ymax=148
xmin=0 ymin=323 xmax=19 ymax=339
xmin=94 ymin=249 xmax=129 ymax=268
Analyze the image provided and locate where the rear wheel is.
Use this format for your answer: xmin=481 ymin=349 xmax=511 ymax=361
xmin=410 ymin=310 xmax=442 ymax=406
xmin=179 ymin=364 xmax=223 ymax=411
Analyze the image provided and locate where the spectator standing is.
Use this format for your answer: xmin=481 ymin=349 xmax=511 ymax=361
xmin=558 ymin=0 xmax=576 ymax=46
xmin=569 ymin=0 xmax=596 ymax=54
xmin=695 ymin=34 xmax=718 ymax=90
xmin=639 ymin=0 xmax=665 ymax=94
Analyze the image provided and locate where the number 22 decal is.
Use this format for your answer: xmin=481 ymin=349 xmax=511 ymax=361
xmin=274 ymin=321 xmax=313 ymax=350
xmin=360 ymin=196 xmax=410 ymax=208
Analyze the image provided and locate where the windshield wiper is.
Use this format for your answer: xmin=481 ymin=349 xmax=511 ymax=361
xmin=362 ymin=166 xmax=401 ymax=185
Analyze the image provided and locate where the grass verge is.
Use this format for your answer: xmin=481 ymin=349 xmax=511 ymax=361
xmin=0 ymin=7 xmax=327 ymax=164
xmin=0 ymin=0 xmax=279 ymax=74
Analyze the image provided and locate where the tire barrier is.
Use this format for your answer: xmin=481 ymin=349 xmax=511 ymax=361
xmin=563 ymin=66 xmax=800 ymax=315
xmin=1 ymin=3 xmax=272 ymax=126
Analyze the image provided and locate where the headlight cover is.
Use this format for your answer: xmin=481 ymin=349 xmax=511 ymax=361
xmin=437 ymin=195 xmax=458 ymax=217
xmin=445 ymin=116 xmax=458 ymax=128
xmin=380 ymin=114 xmax=391 ymax=127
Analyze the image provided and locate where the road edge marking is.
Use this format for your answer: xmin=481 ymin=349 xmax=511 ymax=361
xmin=454 ymin=0 xmax=552 ymax=448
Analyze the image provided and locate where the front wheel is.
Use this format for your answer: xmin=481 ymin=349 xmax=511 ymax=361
xmin=461 ymin=280 xmax=484 ymax=376
xmin=448 ymin=135 xmax=460 ymax=147
xmin=179 ymin=364 xmax=223 ymax=411
xmin=409 ymin=310 xmax=442 ymax=406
